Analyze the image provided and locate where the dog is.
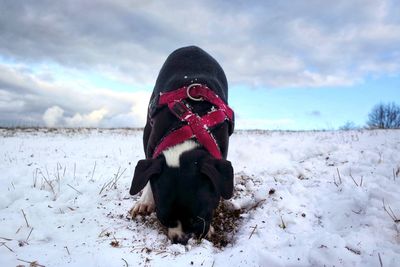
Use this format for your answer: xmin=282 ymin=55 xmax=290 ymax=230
xmin=129 ymin=46 xmax=235 ymax=244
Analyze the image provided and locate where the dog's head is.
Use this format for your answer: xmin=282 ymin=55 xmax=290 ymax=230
xmin=130 ymin=149 xmax=233 ymax=244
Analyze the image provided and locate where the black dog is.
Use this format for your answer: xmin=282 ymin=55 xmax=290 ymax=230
xmin=129 ymin=46 xmax=234 ymax=244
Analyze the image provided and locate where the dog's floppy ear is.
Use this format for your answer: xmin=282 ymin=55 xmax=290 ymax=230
xmin=201 ymin=158 xmax=234 ymax=199
xmin=130 ymin=158 xmax=163 ymax=195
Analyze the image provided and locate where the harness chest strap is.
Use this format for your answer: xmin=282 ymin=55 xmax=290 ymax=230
xmin=152 ymin=85 xmax=234 ymax=159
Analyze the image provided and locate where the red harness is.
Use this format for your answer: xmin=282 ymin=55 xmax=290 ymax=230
xmin=152 ymin=84 xmax=234 ymax=159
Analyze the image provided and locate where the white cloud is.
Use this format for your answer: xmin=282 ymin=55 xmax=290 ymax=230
xmin=41 ymin=104 xmax=146 ymax=128
xmin=65 ymin=108 xmax=109 ymax=127
xmin=0 ymin=63 xmax=150 ymax=128
xmin=1 ymin=0 xmax=400 ymax=127
xmin=43 ymin=106 xmax=64 ymax=127
xmin=1 ymin=0 xmax=399 ymax=89
xmin=43 ymin=106 xmax=110 ymax=128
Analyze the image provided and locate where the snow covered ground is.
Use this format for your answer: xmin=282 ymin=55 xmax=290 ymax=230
xmin=0 ymin=128 xmax=399 ymax=267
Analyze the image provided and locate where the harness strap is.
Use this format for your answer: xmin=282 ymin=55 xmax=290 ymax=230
xmin=152 ymin=84 xmax=234 ymax=159
xmin=159 ymin=85 xmax=234 ymax=121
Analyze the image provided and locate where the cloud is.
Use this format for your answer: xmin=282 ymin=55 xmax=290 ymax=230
xmin=0 ymin=63 xmax=150 ymax=127
xmin=42 ymin=104 xmax=144 ymax=128
xmin=308 ymin=110 xmax=322 ymax=117
xmin=42 ymin=105 xmax=110 ymax=128
xmin=0 ymin=0 xmax=399 ymax=127
xmin=1 ymin=0 xmax=399 ymax=88
xmin=43 ymin=106 xmax=64 ymax=127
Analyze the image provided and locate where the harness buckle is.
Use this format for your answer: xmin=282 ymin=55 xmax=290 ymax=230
xmin=170 ymin=101 xmax=190 ymax=119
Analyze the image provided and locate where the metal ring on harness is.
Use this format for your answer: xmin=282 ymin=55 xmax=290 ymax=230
xmin=186 ymin=83 xmax=204 ymax=101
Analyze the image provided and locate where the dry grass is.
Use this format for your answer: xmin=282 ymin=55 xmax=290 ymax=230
xmin=382 ymin=199 xmax=400 ymax=223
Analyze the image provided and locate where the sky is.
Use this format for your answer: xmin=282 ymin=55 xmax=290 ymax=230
xmin=0 ymin=0 xmax=399 ymax=130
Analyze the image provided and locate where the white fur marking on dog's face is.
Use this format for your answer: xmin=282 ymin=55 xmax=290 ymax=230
xmin=163 ymin=140 xmax=198 ymax=167
xmin=168 ymin=220 xmax=184 ymax=240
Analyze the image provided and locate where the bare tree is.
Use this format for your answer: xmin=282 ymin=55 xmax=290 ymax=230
xmin=339 ymin=121 xmax=358 ymax=131
xmin=367 ymin=102 xmax=400 ymax=129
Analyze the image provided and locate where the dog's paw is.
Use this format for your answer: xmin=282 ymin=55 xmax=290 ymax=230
xmin=130 ymin=201 xmax=155 ymax=217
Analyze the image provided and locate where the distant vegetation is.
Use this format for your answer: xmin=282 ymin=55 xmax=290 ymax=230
xmin=340 ymin=102 xmax=400 ymax=130
xmin=339 ymin=121 xmax=358 ymax=131
xmin=367 ymin=102 xmax=400 ymax=129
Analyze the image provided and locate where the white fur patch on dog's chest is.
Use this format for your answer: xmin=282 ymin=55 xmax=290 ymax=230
xmin=162 ymin=140 xmax=199 ymax=167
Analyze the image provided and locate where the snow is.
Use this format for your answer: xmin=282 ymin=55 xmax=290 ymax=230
xmin=1 ymin=128 xmax=399 ymax=267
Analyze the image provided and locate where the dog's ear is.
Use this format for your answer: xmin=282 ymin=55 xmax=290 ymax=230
xmin=201 ymin=158 xmax=234 ymax=199
xmin=130 ymin=158 xmax=163 ymax=195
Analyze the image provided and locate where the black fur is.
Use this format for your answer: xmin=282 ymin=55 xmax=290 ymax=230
xmin=130 ymin=46 xmax=234 ymax=244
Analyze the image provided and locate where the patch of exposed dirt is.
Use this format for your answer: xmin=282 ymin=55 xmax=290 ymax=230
xmin=206 ymin=201 xmax=243 ymax=248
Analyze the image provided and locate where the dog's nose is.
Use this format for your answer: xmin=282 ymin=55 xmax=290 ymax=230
xmin=171 ymin=233 xmax=190 ymax=245
xmin=168 ymin=221 xmax=190 ymax=245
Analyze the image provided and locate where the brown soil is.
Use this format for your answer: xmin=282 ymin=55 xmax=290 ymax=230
xmin=206 ymin=201 xmax=243 ymax=248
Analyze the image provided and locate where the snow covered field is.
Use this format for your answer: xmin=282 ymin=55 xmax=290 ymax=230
xmin=1 ymin=128 xmax=399 ymax=267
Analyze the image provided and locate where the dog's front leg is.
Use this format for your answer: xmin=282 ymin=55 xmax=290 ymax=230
xmin=130 ymin=182 xmax=155 ymax=217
